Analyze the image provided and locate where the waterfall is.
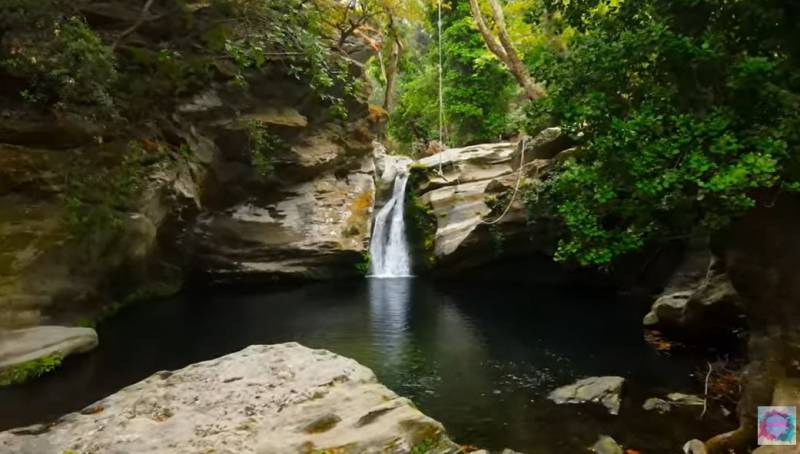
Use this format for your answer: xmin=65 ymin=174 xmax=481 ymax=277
xmin=369 ymin=172 xmax=413 ymax=278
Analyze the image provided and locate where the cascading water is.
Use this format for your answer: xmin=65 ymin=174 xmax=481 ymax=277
xmin=369 ymin=172 xmax=413 ymax=278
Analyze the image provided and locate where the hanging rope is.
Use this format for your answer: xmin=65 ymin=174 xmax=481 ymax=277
xmin=437 ymin=0 xmax=446 ymax=176
xmin=480 ymin=136 xmax=527 ymax=225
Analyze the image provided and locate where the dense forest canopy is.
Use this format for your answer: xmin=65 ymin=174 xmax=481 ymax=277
xmin=2 ymin=0 xmax=798 ymax=269
xmin=387 ymin=0 xmax=800 ymax=268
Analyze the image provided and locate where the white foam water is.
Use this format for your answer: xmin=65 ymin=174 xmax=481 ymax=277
xmin=369 ymin=172 xmax=413 ymax=278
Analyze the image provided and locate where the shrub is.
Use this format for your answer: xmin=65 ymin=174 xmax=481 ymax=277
xmin=3 ymin=15 xmax=118 ymax=118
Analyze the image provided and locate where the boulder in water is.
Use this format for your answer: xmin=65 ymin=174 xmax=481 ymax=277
xmin=642 ymin=397 xmax=672 ymax=414
xmin=0 ymin=326 xmax=98 ymax=372
xmin=548 ymin=376 xmax=625 ymax=415
xmin=591 ymin=435 xmax=623 ymax=454
xmin=683 ymin=439 xmax=708 ymax=454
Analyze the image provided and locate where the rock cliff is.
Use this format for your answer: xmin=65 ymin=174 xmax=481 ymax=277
xmin=0 ymin=3 xmax=380 ymax=328
xmin=405 ymin=129 xmax=570 ymax=277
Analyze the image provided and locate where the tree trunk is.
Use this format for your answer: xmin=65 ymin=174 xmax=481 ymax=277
xmin=383 ymin=38 xmax=401 ymax=111
xmin=467 ymin=0 xmax=546 ymax=100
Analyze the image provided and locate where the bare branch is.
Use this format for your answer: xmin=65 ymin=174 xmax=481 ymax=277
xmin=112 ymin=0 xmax=156 ymax=50
xmin=701 ymin=361 xmax=713 ymax=419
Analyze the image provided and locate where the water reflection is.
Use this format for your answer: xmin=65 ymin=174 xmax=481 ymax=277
xmin=0 ymin=279 xmax=734 ymax=453
xmin=367 ymin=278 xmax=412 ymax=348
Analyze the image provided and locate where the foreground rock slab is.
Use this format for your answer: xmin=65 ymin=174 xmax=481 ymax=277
xmin=0 ymin=343 xmax=461 ymax=454
xmin=548 ymin=376 xmax=625 ymax=415
xmin=0 ymin=326 xmax=98 ymax=370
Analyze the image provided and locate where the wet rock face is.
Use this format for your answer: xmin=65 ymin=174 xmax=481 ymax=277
xmin=0 ymin=138 xmax=180 ymax=329
xmin=547 ymin=376 xmax=625 ymax=415
xmin=185 ymin=82 xmax=377 ymax=283
xmin=0 ymin=343 xmax=461 ymax=454
xmin=0 ymin=65 xmax=378 ymax=326
xmin=190 ymin=165 xmax=375 ymax=283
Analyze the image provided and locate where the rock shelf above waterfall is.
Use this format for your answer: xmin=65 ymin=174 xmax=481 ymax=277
xmin=404 ymin=130 xmax=571 ymax=275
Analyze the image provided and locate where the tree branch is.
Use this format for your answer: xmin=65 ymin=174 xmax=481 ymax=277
xmin=468 ymin=0 xmax=510 ymax=65
xmin=468 ymin=0 xmax=547 ymax=100
xmin=113 ymin=0 xmax=156 ymax=50
xmin=486 ymin=0 xmax=547 ymax=99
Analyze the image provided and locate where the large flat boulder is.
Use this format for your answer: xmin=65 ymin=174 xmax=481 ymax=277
xmin=0 ymin=326 xmax=98 ymax=370
xmin=0 ymin=343 xmax=461 ymax=454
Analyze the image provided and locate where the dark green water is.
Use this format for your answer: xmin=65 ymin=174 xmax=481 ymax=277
xmin=0 ymin=278 xmax=733 ymax=452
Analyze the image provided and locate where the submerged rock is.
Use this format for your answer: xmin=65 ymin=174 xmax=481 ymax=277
xmin=0 ymin=343 xmax=461 ymax=454
xmin=666 ymin=392 xmax=705 ymax=406
xmin=591 ymin=435 xmax=623 ymax=454
xmin=642 ymin=397 xmax=672 ymax=414
xmin=548 ymin=376 xmax=625 ymax=415
xmin=683 ymin=439 xmax=708 ymax=454
xmin=642 ymin=393 xmax=704 ymax=414
xmin=0 ymin=326 xmax=98 ymax=371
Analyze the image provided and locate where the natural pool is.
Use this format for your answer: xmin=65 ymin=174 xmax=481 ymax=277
xmin=0 ymin=278 xmax=733 ymax=452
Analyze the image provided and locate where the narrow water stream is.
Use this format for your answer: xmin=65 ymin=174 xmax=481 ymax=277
xmin=369 ymin=171 xmax=412 ymax=278
xmin=0 ymin=279 xmax=733 ymax=453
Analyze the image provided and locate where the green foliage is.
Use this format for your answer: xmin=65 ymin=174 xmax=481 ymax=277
xmin=410 ymin=437 xmax=435 ymax=454
xmin=209 ymin=0 xmax=361 ymax=117
xmin=0 ymin=353 xmax=63 ymax=386
xmin=245 ymin=120 xmax=288 ymax=179
xmin=488 ymin=224 xmax=506 ymax=257
xmin=1 ymin=0 xmax=361 ymax=122
xmin=390 ymin=0 xmax=516 ymax=148
xmin=355 ymin=251 xmax=371 ymax=275
xmin=77 ymin=280 xmax=183 ymax=328
xmin=405 ymin=187 xmax=438 ymax=270
xmin=2 ymin=14 xmax=117 ymax=118
xmin=63 ymin=142 xmax=155 ymax=236
xmin=524 ymin=0 xmax=800 ymax=266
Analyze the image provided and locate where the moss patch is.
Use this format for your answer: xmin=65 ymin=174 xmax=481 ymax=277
xmin=355 ymin=251 xmax=371 ymax=275
xmin=342 ymin=190 xmax=374 ymax=239
xmin=77 ymin=278 xmax=183 ymax=328
xmin=407 ymin=163 xmax=435 ymax=190
xmin=405 ymin=189 xmax=437 ymax=271
xmin=0 ymin=353 xmax=63 ymax=386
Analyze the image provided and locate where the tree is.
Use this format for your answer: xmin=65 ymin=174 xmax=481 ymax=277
xmin=382 ymin=15 xmax=403 ymax=110
xmin=467 ymin=0 xmax=546 ymax=100
xmin=390 ymin=0 xmax=516 ymax=148
xmin=523 ymin=0 xmax=800 ymax=267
